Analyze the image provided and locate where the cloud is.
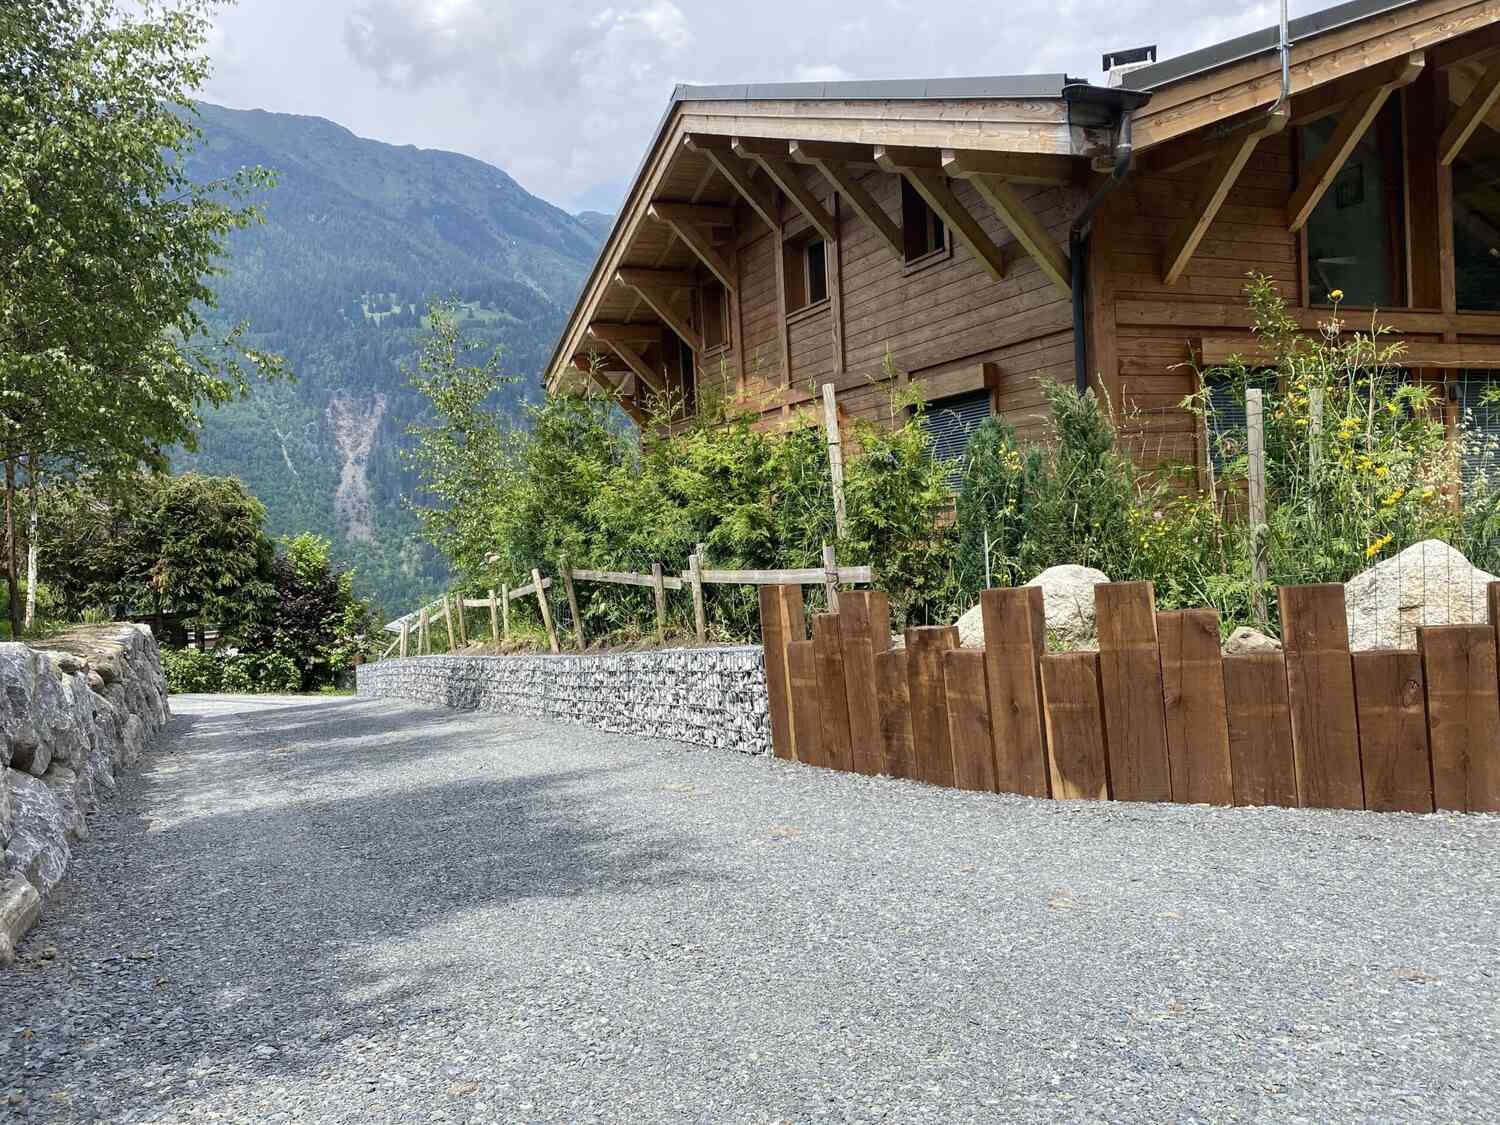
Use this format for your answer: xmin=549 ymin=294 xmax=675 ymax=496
xmin=793 ymin=64 xmax=853 ymax=83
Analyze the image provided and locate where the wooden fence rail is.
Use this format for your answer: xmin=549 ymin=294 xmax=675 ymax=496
xmin=761 ymin=579 xmax=1500 ymax=814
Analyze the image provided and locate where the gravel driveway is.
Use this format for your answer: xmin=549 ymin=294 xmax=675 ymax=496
xmin=2 ymin=694 xmax=1497 ymax=1124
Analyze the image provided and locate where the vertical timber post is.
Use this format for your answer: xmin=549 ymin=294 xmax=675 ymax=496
xmin=419 ymin=606 xmax=429 ymax=655
xmin=399 ymin=619 xmax=409 ymax=658
xmin=559 ymin=553 xmax=586 ymax=650
xmin=455 ymin=592 xmax=468 ymax=648
xmin=652 ymin=562 xmax=668 ymax=644
xmin=822 ymin=382 xmax=848 ymax=541
xmin=487 ymin=589 xmax=501 ymax=650
xmin=532 ymin=568 xmax=560 ymax=654
xmin=690 ymin=548 xmax=707 ymax=645
xmin=500 ymin=583 xmax=511 ymax=643
xmin=822 ymin=542 xmax=840 ymax=612
xmin=441 ymin=593 xmax=455 ymax=651
xmin=1246 ymin=388 xmax=1268 ymax=627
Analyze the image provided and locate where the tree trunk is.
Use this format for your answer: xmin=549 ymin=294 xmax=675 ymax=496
xmin=24 ymin=462 xmax=38 ymax=632
xmin=4 ymin=460 xmax=19 ymax=639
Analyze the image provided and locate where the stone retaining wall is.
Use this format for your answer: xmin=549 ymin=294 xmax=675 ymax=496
xmin=0 ymin=625 xmax=169 ymax=962
xmin=357 ymin=648 xmax=770 ymax=756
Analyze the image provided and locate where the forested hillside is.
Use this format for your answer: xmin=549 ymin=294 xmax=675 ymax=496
xmin=174 ymin=102 xmax=605 ymax=615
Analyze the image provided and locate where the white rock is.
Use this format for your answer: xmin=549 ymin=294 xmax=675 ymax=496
xmin=1025 ymin=565 xmax=1112 ymax=649
xmin=955 ymin=604 xmax=985 ymax=648
xmin=0 ymin=874 xmax=41 ymax=964
xmin=1224 ymin=626 xmax=1282 ymax=655
xmin=3 ymin=770 xmax=70 ymax=894
xmin=1345 ymin=539 xmax=1498 ymax=651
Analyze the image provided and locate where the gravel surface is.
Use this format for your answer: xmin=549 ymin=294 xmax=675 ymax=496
xmin=2 ymin=693 xmax=1498 ymax=1124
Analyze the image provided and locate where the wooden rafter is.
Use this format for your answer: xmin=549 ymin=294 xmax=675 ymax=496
xmin=785 ymin=140 xmax=877 ymax=165
xmin=615 ymin=268 xmax=699 ymax=288
xmin=731 ymin=137 xmax=835 ymax=240
xmin=940 ymin=149 xmax=1077 ymax=186
xmin=613 ymin=272 xmax=702 ymax=352
xmin=1287 ymin=52 xmax=1424 ymax=232
xmin=874 ymin=150 xmax=1007 ymax=280
xmin=573 ymin=358 xmax=646 ymax=425
xmin=1441 ymin=55 xmax=1500 ymax=164
xmin=790 ymin=142 xmax=903 ymax=259
xmin=965 ymin=175 xmax=1070 ymax=295
xmin=646 ymin=203 xmax=737 ymax=292
xmin=648 ymin=202 xmax=735 ymax=227
xmin=586 ymin=327 xmax=666 ymax=395
xmin=684 ymin=135 xmax=779 ymax=230
xmin=1163 ymin=107 xmax=1288 ymax=286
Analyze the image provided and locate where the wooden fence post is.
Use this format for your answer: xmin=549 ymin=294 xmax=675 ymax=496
xmin=399 ymin=619 xmax=409 ymax=658
xmin=1279 ymin=584 xmax=1362 ymax=809
xmin=822 ymin=382 xmax=848 ymax=540
xmin=652 ymin=563 xmax=667 ymax=644
xmin=821 ymin=542 xmax=840 ymax=611
xmin=418 ymin=606 xmax=429 ymax=655
xmin=455 ymin=593 xmax=468 ymax=648
xmin=689 ymin=549 xmax=707 ymax=645
xmin=1095 ymin=582 xmax=1172 ymax=802
xmin=487 ymin=589 xmax=500 ymax=649
xmin=500 ymin=583 xmax=511 ymax=642
xmin=441 ymin=594 xmax=455 ymax=652
xmin=559 ymin=554 xmax=586 ymax=650
xmin=532 ymin=568 xmax=560 ymax=654
xmin=1247 ymin=388 xmax=1268 ymax=626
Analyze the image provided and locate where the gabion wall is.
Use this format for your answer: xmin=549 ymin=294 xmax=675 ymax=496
xmin=356 ymin=647 xmax=771 ymax=756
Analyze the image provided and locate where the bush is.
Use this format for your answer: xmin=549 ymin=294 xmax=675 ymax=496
xmin=162 ymin=647 xmax=221 ymax=693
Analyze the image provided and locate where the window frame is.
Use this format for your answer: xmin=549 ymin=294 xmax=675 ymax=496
xmin=699 ymin=280 xmax=729 ymax=355
xmin=783 ymin=231 xmax=831 ymax=319
xmin=901 ymin=177 xmax=951 ymax=272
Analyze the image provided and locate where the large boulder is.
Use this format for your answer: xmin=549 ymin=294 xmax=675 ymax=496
xmin=1345 ymin=539 xmax=1498 ymax=651
xmin=955 ymin=603 xmax=985 ymax=648
xmin=1026 ymin=565 xmax=1111 ymax=649
xmin=2 ymin=770 xmax=70 ymax=895
xmin=1224 ymin=626 xmax=1282 ymax=655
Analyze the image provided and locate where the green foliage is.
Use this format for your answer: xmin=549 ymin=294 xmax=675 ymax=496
xmin=162 ymin=645 xmax=300 ymax=695
xmin=408 ymin=347 xmax=958 ymax=641
xmin=38 ymin=472 xmax=275 ymax=636
xmin=161 ymin=646 xmax=219 ymax=693
xmin=402 ymin=301 xmax=519 ymax=576
xmin=954 ymin=416 xmax=1034 ymax=599
xmin=242 ymin=532 xmax=377 ymax=691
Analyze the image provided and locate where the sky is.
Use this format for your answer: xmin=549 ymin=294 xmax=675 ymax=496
xmin=200 ymin=0 xmax=1327 ymax=215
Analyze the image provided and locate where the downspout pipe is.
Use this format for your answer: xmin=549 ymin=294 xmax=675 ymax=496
xmin=1069 ymin=110 xmax=1135 ymax=395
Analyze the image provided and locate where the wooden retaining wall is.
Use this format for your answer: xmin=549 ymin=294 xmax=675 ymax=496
xmin=760 ymin=582 xmax=1500 ymax=814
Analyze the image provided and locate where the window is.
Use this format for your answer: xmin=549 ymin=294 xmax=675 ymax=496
xmin=922 ymin=389 xmax=992 ymax=484
xmin=1457 ymin=371 xmax=1500 ymax=490
xmin=1451 ymin=98 xmax=1500 ymax=311
xmin=783 ymin=235 xmax=829 ymax=314
xmin=700 ymin=281 xmax=728 ymax=351
xmin=1297 ymin=99 xmax=1405 ymax=307
xmin=902 ymin=177 xmax=947 ymax=263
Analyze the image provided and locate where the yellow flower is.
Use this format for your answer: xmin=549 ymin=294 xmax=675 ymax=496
xmin=1329 ymin=288 xmax=1345 ymax=301
xmin=1374 ymin=464 xmax=1390 ymax=477
xmin=1366 ymin=533 xmax=1394 ymax=558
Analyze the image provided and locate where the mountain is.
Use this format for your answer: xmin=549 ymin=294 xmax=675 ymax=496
xmin=174 ymin=102 xmax=607 ymax=617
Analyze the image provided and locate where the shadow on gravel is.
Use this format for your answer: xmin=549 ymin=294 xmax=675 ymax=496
xmin=2 ymin=702 xmax=720 ymax=1118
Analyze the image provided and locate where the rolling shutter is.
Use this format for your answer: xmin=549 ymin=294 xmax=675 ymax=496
xmin=924 ymin=390 xmax=993 ymax=482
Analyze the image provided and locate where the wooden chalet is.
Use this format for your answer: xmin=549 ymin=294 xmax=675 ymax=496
xmin=546 ymin=0 xmax=1500 ymax=475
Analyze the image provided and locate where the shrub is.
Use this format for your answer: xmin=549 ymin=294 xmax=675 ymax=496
xmin=162 ymin=647 xmax=221 ymax=694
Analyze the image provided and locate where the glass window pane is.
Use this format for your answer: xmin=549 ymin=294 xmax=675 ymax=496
xmin=1451 ymin=77 xmax=1500 ymax=311
xmin=1299 ymin=100 xmax=1403 ymax=307
xmin=806 ymin=240 xmax=828 ymax=303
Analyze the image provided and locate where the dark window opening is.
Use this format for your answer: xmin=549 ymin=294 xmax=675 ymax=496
xmin=1203 ymin=370 xmax=1277 ymax=477
xmin=784 ymin=236 xmax=829 ymax=313
xmin=902 ymin=177 xmax=946 ymax=263
xmin=675 ymin=335 xmax=696 ymax=418
xmin=700 ymin=282 xmax=727 ymax=351
xmin=1451 ymin=77 xmax=1500 ymax=311
xmin=923 ymin=389 xmax=992 ymax=484
xmin=1297 ymin=98 xmax=1405 ymax=307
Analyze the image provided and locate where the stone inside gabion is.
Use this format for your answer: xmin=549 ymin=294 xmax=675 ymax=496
xmin=357 ymin=648 xmax=771 ymax=756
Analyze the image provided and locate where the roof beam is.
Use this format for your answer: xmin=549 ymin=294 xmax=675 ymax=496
xmin=941 ymin=149 xmax=1078 ymax=186
xmin=648 ymin=201 xmax=735 ymax=228
xmin=1287 ymin=52 xmax=1424 ymax=232
xmin=614 ymin=268 xmax=699 ymax=288
xmin=872 ymin=145 xmax=943 ymax=171
xmin=613 ymin=273 xmax=703 ymax=352
xmin=683 ymin=135 xmax=779 ymax=231
xmin=731 ymin=137 xmax=836 ymax=241
xmin=1441 ymin=56 xmax=1500 ymax=165
xmin=646 ymin=203 xmax=737 ymax=292
xmin=790 ymin=142 xmax=903 ymax=259
xmin=572 ymin=358 xmax=646 ymax=425
xmin=787 ymin=140 xmax=878 ymax=166
xmin=1163 ymin=107 xmax=1288 ymax=286
xmin=966 ymin=175 xmax=1070 ymax=295
xmin=586 ymin=327 xmax=666 ymax=395
xmin=874 ymin=152 xmax=1006 ymax=280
